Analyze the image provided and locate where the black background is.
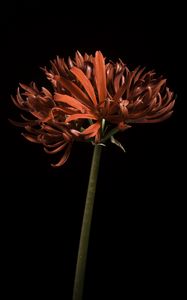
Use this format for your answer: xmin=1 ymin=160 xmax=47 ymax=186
xmin=1 ymin=2 xmax=185 ymax=299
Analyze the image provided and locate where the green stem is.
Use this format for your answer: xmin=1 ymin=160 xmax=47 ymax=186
xmin=72 ymin=145 xmax=102 ymax=300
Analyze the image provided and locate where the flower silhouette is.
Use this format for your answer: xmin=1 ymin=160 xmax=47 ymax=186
xmin=11 ymin=51 xmax=175 ymax=166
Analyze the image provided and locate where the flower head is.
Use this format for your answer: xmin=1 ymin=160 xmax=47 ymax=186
xmin=11 ymin=51 xmax=175 ymax=166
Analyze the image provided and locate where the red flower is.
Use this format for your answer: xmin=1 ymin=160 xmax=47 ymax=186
xmin=11 ymin=51 xmax=175 ymax=166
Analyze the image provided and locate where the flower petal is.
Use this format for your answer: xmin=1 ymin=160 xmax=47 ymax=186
xmin=75 ymin=51 xmax=84 ymax=68
xmin=54 ymin=94 xmax=88 ymax=112
xmin=147 ymin=100 xmax=175 ymax=119
xmin=11 ymin=95 xmax=24 ymax=110
xmin=136 ymin=111 xmax=173 ymax=123
xmin=19 ymin=83 xmax=38 ymax=95
xmin=22 ymin=133 xmax=40 ymax=143
xmin=94 ymin=51 xmax=107 ymax=103
xmin=113 ymin=82 xmax=127 ymax=101
xmin=81 ymin=122 xmax=101 ymax=138
xmin=51 ymin=143 xmax=72 ymax=167
xmin=70 ymin=67 xmax=97 ymax=106
xmin=44 ymin=142 xmax=68 ymax=154
xmin=52 ymin=108 xmax=74 ymax=120
xmin=114 ymin=68 xmax=125 ymax=93
xmin=43 ymin=141 xmax=65 ymax=148
xmin=66 ymin=114 xmax=97 ymax=123
xmin=59 ymin=76 xmax=92 ymax=107
xmin=133 ymin=67 xmax=146 ymax=84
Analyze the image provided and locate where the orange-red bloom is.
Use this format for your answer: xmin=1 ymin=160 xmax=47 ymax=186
xmin=11 ymin=51 xmax=175 ymax=166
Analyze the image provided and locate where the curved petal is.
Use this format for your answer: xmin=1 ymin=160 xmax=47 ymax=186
xmin=22 ymin=133 xmax=40 ymax=143
xmin=81 ymin=122 xmax=101 ymax=138
xmin=19 ymin=83 xmax=38 ymax=95
xmin=113 ymin=82 xmax=127 ymax=101
xmin=44 ymin=142 xmax=68 ymax=154
xmin=43 ymin=141 xmax=65 ymax=148
xmin=135 ymin=111 xmax=173 ymax=123
xmin=8 ymin=118 xmax=39 ymax=127
xmin=75 ymin=51 xmax=84 ymax=68
xmin=51 ymin=107 xmax=67 ymax=122
xmin=51 ymin=143 xmax=72 ymax=167
xmin=147 ymin=100 xmax=175 ymax=119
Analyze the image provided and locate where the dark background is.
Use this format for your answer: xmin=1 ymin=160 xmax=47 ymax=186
xmin=1 ymin=2 xmax=185 ymax=299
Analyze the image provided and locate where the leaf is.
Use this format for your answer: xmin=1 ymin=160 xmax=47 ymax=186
xmin=110 ymin=136 xmax=126 ymax=153
xmin=91 ymin=142 xmax=106 ymax=147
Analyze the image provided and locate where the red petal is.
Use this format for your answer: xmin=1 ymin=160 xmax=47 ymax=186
xmin=51 ymin=106 xmax=76 ymax=116
xmin=81 ymin=122 xmax=101 ymax=138
xmin=43 ymin=141 xmax=65 ymax=148
xmin=19 ymin=83 xmax=37 ymax=94
xmin=134 ymin=111 xmax=173 ymax=123
xmin=51 ymin=144 xmax=72 ymax=167
xmin=42 ymin=87 xmax=52 ymax=97
xmin=94 ymin=51 xmax=107 ymax=103
xmin=59 ymin=77 xmax=92 ymax=107
xmin=114 ymin=69 xmax=125 ymax=93
xmin=113 ymin=82 xmax=127 ymax=101
xmin=54 ymin=94 xmax=88 ymax=112
xmin=71 ymin=67 xmax=97 ymax=106
xmin=75 ymin=51 xmax=84 ymax=67
xmin=22 ymin=133 xmax=40 ymax=143
xmin=133 ymin=67 xmax=146 ymax=83
xmin=147 ymin=100 xmax=175 ymax=119
xmin=66 ymin=113 xmax=97 ymax=122
xmin=44 ymin=142 xmax=68 ymax=154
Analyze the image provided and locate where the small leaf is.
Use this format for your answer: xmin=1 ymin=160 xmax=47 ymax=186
xmin=111 ymin=136 xmax=126 ymax=152
xmin=91 ymin=141 xmax=106 ymax=147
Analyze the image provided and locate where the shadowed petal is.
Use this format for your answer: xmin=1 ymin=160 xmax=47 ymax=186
xmin=114 ymin=68 xmax=125 ymax=93
xmin=43 ymin=141 xmax=65 ymax=148
xmin=152 ymin=79 xmax=166 ymax=98
xmin=147 ymin=100 xmax=175 ymax=119
xmin=11 ymin=95 xmax=25 ymax=110
xmin=19 ymin=83 xmax=38 ymax=95
xmin=25 ymin=126 xmax=43 ymax=135
xmin=136 ymin=111 xmax=173 ymax=123
xmin=22 ymin=133 xmax=40 ymax=143
xmin=44 ymin=142 xmax=68 ymax=154
xmin=8 ymin=118 xmax=39 ymax=127
xmin=11 ymin=89 xmax=29 ymax=111
xmin=41 ymin=87 xmax=53 ymax=98
xmin=41 ymin=124 xmax=63 ymax=134
xmin=113 ymin=82 xmax=127 ymax=101
xmin=133 ymin=67 xmax=146 ymax=83
xmin=51 ymin=143 xmax=72 ymax=167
